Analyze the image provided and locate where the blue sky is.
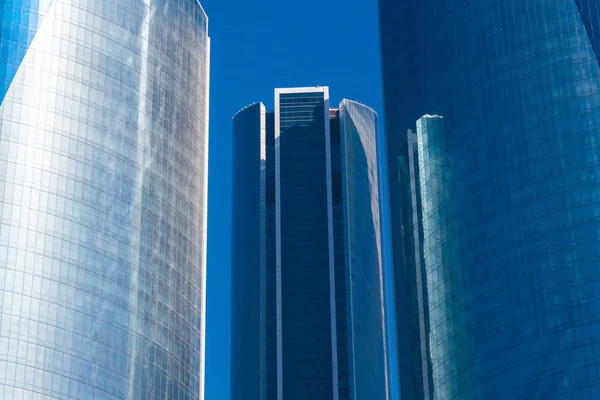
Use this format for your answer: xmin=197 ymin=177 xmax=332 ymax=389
xmin=202 ymin=1 xmax=394 ymax=398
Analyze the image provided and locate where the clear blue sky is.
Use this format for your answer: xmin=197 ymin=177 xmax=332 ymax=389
xmin=202 ymin=1 xmax=397 ymax=399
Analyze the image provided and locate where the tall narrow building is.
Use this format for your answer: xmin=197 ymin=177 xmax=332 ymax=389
xmin=231 ymin=87 xmax=388 ymax=400
xmin=380 ymin=1 xmax=600 ymax=399
xmin=0 ymin=0 xmax=210 ymax=399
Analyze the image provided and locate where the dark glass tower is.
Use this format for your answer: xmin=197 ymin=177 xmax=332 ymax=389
xmin=231 ymin=87 xmax=388 ymax=400
xmin=380 ymin=1 xmax=600 ymax=399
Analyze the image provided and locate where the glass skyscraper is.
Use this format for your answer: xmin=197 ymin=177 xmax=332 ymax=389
xmin=0 ymin=0 xmax=209 ymax=399
xmin=231 ymin=87 xmax=388 ymax=400
xmin=380 ymin=1 xmax=600 ymax=399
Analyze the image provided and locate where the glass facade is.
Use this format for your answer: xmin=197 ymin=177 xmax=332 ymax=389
xmin=338 ymin=100 xmax=388 ymax=400
xmin=277 ymin=88 xmax=333 ymax=400
xmin=380 ymin=1 xmax=600 ymax=399
xmin=0 ymin=0 xmax=210 ymax=398
xmin=231 ymin=88 xmax=388 ymax=400
xmin=230 ymin=103 xmax=267 ymax=400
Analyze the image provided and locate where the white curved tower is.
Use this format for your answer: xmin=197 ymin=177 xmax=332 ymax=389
xmin=0 ymin=0 xmax=210 ymax=398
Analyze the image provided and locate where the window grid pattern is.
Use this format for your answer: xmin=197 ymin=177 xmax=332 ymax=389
xmin=231 ymin=91 xmax=389 ymax=400
xmin=339 ymin=100 xmax=388 ymax=400
xmin=278 ymin=91 xmax=334 ymax=399
xmin=0 ymin=0 xmax=209 ymax=398
xmin=381 ymin=0 xmax=600 ymax=399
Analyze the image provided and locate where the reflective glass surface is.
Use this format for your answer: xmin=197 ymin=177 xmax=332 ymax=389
xmin=265 ymin=110 xmax=277 ymax=400
xmin=231 ymin=104 xmax=277 ymax=400
xmin=339 ymin=100 xmax=388 ymax=400
xmin=380 ymin=1 xmax=600 ymax=399
xmin=230 ymin=90 xmax=388 ymax=400
xmin=331 ymin=108 xmax=350 ymax=400
xmin=231 ymin=103 xmax=265 ymax=400
xmin=0 ymin=0 xmax=210 ymax=398
xmin=278 ymin=90 xmax=333 ymax=399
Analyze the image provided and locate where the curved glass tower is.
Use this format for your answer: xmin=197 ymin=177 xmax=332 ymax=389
xmin=380 ymin=1 xmax=600 ymax=399
xmin=231 ymin=88 xmax=388 ymax=400
xmin=0 ymin=0 xmax=210 ymax=399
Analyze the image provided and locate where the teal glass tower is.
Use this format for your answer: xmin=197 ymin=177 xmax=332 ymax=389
xmin=380 ymin=1 xmax=600 ymax=399
xmin=0 ymin=0 xmax=210 ymax=398
xmin=231 ymin=87 xmax=388 ymax=400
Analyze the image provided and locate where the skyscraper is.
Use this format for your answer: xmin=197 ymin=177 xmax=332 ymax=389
xmin=0 ymin=0 xmax=209 ymax=398
xmin=380 ymin=1 xmax=600 ymax=399
xmin=231 ymin=87 xmax=388 ymax=400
